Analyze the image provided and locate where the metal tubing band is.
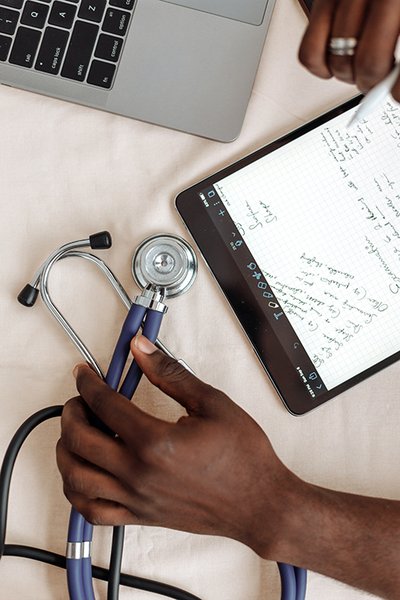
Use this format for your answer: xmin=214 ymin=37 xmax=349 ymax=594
xmin=134 ymin=295 xmax=168 ymax=313
xmin=134 ymin=286 xmax=168 ymax=313
xmin=66 ymin=541 xmax=92 ymax=559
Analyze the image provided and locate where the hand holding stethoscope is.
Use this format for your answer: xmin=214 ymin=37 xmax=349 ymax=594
xmin=0 ymin=230 xmax=306 ymax=600
xmin=17 ymin=231 xmax=198 ymax=600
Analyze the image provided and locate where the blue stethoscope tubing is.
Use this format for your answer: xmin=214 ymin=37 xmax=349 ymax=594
xmin=66 ymin=302 xmax=307 ymax=600
xmin=278 ymin=562 xmax=307 ymax=600
xmin=66 ymin=302 xmax=165 ymax=600
xmin=15 ymin=231 xmax=307 ymax=600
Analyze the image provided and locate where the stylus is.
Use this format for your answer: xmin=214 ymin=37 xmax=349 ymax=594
xmin=347 ymin=63 xmax=400 ymax=128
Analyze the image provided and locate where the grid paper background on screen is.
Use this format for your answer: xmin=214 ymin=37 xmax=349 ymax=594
xmin=214 ymin=100 xmax=400 ymax=390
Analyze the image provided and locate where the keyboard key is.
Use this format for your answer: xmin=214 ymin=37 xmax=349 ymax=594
xmin=109 ymin=0 xmax=134 ymax=10
xmin=94 ymin=33 xmax=122 ymax=62
xmin=87 ymin=59 xmax=115 ymax=88
xmin=78 ymin=0 xmax=105 ymax=23
xmin=61 ymin=20 xmax=97 ymax=81
xmin=0 ymin=6 xmax=19 ymax=35
xmin=49 ymin=1 xmax=76 ymax=28
xmin=21 ymin=1 xmax=49 ymax=28
xmin=102 ymin=7 xmax=129 ymax=36
xmin=9 ymin=26 xmax=41 ymax=66
xmin=0 ymin=0 xmax=22 ymax=9
xmin=35 ymin=26 xmax=68 ymax=73
xmin=0 ymin=33 xmax=11 ymax=60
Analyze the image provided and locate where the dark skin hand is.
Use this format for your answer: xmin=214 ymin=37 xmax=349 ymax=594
xmin=57 ymin=6 xmax=400 ymax=597
xmin=57 ymin=334 xmax=298 ymax=556
xmin=298 ymin=0 xmax=400 ymax=102
xmin=57 ymin=335 xmax=400 ymax=599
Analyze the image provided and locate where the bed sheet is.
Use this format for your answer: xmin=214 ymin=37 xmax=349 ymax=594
xmin=1 ymin=1 xmax=397 ymax=598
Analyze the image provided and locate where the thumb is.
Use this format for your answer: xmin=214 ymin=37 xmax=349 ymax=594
xmin=130 ymin=334 xmax=224 ymax=417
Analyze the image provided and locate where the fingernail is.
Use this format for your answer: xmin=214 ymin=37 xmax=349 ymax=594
xmin=134 ymin=334 xmax=157 ymax=355
xmin=72 ymin=363 xmax=86 ymax=379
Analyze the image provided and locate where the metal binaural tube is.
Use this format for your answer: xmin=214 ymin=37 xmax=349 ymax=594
xmin=20 ymin=235 xmax=193 ymax=379
xmin=37 ymin=249 xmax=191 ymax=372
xmin=39 ymin=241 xmax=104 ymax=378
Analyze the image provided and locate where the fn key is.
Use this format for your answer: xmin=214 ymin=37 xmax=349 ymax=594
xmin=87 ymin=60 xmax=115 ymax=88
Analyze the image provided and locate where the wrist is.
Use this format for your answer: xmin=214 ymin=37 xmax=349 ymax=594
xmin=255 ymin=481 xmax=400 ymax=599
xmin=269 ymin=476 xmax=317 ymax=564
xmin=256 ymin=471 xmax=318 ymax=566
xmin=243 ymin=466 xmax=314 ymax=562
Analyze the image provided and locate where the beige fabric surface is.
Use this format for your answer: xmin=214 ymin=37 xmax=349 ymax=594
xmin=1 ymin=1 xmax=398 ymax=598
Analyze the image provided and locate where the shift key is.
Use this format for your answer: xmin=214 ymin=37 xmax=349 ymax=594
xmin=61 ymin=20 xmax=98 ymax=81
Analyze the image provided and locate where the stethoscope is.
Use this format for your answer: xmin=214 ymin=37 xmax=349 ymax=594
xmin=0 ymin=231 xmax=307 ymax=600
xmin=17 ymin=230 xmax=196 ymax=379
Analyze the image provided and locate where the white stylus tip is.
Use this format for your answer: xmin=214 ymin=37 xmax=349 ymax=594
xmin=347 ymin=103 xmax=368 ymax=129
xmin=347 ymin=111 xmax=359 ymax=129
xmin=346 ymin=63 xmax=400 ymax=129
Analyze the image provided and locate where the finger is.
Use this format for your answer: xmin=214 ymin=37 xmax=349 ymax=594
xmin=392 ymin=74 xmax=400 ymax=104
xmin=354 ymin=0 xmax=400 ymax=93
xmin=130 ymin=335 xmax=227 ymax=417
xmin=64 ymin=491 xmax=139 ymax=526
xmin=74 ymin=364 xmax=167 ymax=442
xmin=61 ymin=397 xmax=127 ymax=476
xmin=57 ymin=438 xmax=133 ymax=505
xmin=328 ymin=0 xmax=369 ymax=84
xmin=298 ymin=0 xmax=337 ymax=78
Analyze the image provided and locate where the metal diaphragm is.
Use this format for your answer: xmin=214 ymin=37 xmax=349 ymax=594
xmin=132 ymin=233 xmax=198 ymax=298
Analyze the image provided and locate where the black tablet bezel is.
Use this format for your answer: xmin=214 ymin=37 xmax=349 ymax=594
xmin=175 ymin=96 xmax=400 ymax=414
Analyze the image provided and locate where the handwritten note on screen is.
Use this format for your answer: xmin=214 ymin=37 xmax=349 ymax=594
xmin=214 ymin=100 xmax=400 ymax=390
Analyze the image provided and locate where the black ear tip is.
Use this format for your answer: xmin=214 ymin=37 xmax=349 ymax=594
xmin=89 ymin=231 xmax=112 ymax=250
xmin=17 ymin=284 xmax=39 ymax=307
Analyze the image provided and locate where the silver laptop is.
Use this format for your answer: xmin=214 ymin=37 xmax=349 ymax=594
xmin=0 ymin=0 xmax=276 ymax=141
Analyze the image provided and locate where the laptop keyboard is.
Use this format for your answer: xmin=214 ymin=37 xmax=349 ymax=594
xmin=0 ymin=0 xmax=134 ymax=88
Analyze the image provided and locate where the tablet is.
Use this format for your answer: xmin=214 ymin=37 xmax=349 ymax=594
xmin=176 ymin=96 xmax=400 ymax=414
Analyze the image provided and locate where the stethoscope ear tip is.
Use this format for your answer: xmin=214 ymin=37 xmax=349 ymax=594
xmin=17 ymin=284 xmax=39 ymax=307
xmin=89 ymin=231 xmax=112 ymax=250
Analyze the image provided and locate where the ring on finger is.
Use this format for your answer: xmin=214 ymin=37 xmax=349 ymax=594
xmin=329 ymin=37 xmax=358 ymax=56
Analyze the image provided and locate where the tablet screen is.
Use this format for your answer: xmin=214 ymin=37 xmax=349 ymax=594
xmin=176 ymin=97 xmax=400 ymax=414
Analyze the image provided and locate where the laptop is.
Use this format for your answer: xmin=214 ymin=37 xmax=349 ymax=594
xmin=0 ymin=0 xmax=277 ymax=141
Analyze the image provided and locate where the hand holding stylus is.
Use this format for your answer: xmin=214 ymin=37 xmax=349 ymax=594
xmin=348 ymin=63 xmax=400 ymax=127
xmin=298 ymin=0 xmax=400 ymax=104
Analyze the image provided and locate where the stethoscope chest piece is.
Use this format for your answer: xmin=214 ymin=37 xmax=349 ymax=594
xmin=132 ymin=234 xmax=197 ymax=298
